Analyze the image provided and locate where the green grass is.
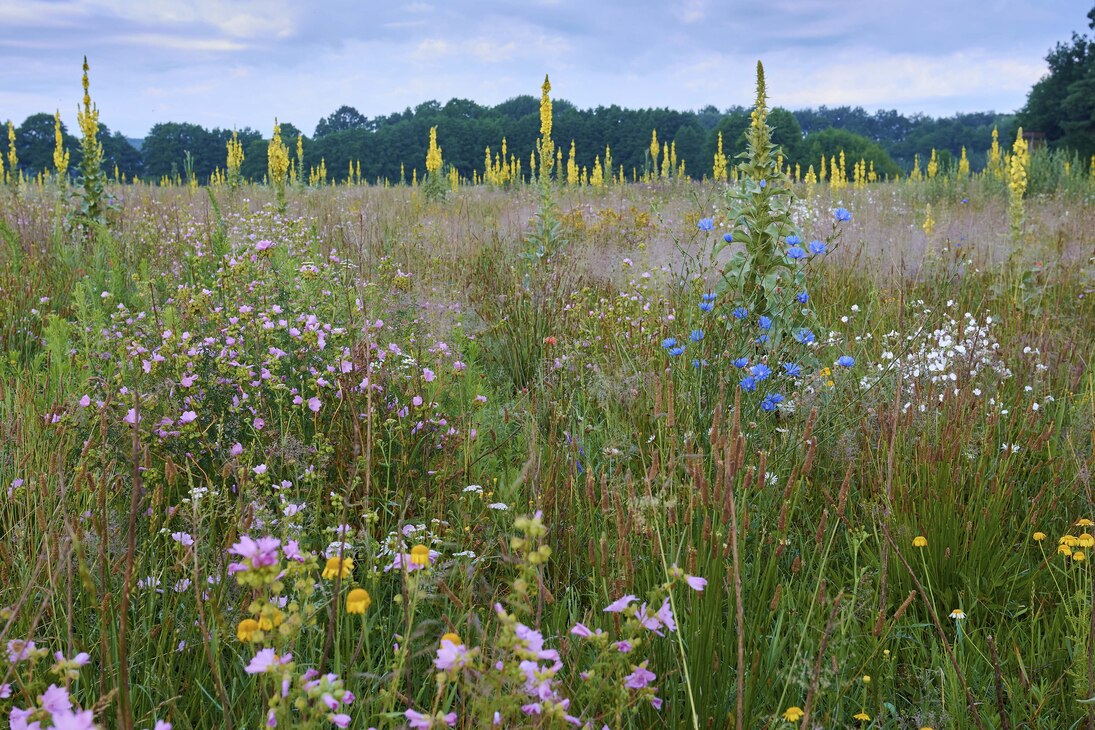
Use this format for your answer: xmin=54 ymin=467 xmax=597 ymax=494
xmin=0 ymin=170 xmax=1092 ymax=729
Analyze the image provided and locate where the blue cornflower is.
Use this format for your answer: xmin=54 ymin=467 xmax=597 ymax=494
xmin=794 ymin=328 xmax=817 ymax=345
xmin=836 ymin=355 xmax=855 ymax=367
xmin=787 ymin=246 xmax=807 ymax=260
xmin=661 ymin=337 xmax=678 ymax=349
xmin=808 ymin=240 xmax=827 ymax=255
xmin=834 ymin=207 xmax=852 ymax=222
xmin=783 ymin=362 xmax=802 ymax=377
xmin=692 ymin=358 xmax=708 ymax=368
xmin=760 ymin=393 xmax=785 ymax=412
xmin=697 ymin=217 xmax=714 ymax=231
xmin=740 ymin=376 xmax=757 ymax=392
xmin=732 ymin=357 xmax=750 ymax=369
xmin=732 ymin=306 xmax=749 ymax=320
xmin=961 ymin=198 xmax=969 ymax=204
xmin=699 ymin=300 xmax=714 ymax=313
xmin=723 ymin=233 xmax=733 ymax=243
xmin=689 ymin=329 xmax=704 ymax=342
xmin=668 ymin=345 xmax=686 ymax=356
xmin=759 ymin=179 xmax=767 ymax=188
xmin=758 ymin=316 xmax=772 ymax=331
xmin=796 ymin=291 xmax=809 ymax=304
xmin=701 ymin=292 xmax=717 ymax=303
xmin=750 ymin=363 xmax=771 ymax=381
xmin=755 ymin=334 xmax=770 ymax=344
xmin=785 ymin=235 xmax=801 ymax=246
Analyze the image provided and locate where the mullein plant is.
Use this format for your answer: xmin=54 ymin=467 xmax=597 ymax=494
xmin=538 ymin=75 xmax=554 ymax=182
xmin=226 ymin=130 xmax=244 ymax=191
xmin=699 ymin=61 xmax=849 ymax=413
xmin=76 ymin=56 xmax=106 ymax=225
xmin=422 ymin=126 xmax=446 ymax=200
xmin=267 ymin=119 xmax=290 ymax=212
xmin=1008 ymin=127 xmax=1029 ymax=239
xmin=6 ymin=121 xmax=19 ymax=189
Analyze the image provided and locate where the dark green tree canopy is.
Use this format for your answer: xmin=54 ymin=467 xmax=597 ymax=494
xmin=1018 ymin=4 xmax=1095 ymax=158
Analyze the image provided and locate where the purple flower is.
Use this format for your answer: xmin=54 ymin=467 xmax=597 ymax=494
xmin=329 ymin=713 xmax=351 ymax=728
xmin=9 ymin=707 xmax=37 ymax=730
xmin=47 ymin=710 xmax=97 ymax=730
xmin=245 ymin=648 xmax=289 ymax=674
xmin=569 ymin=623 xmax=593 ymax=638
xmin=6 ymin=639 xmax=35 ymax=663
xmin=228 ymin=536 xmax=281 ymax=572
xmin=40 ymin=683 xmax=72 ymax=714
xmin=615 ymin=640 xmax=633 ymax=653
xmin=624 ymin=661 xmax=656 ymax=689
xmin=604 ymin=594 xmax=637 ymax=613
xmin=179 ymin=410 xmax=197 ymax=425
xmin=685 ymin=575 xmax=707 ymax=591
xmin=78 ymin=395 xmax=91 ymax=408
xmin=434 ymin=639 xmax=469 ymax=671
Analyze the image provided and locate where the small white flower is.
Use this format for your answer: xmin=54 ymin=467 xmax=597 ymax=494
xmin=487 ymin=502 xmax=508 ymax=511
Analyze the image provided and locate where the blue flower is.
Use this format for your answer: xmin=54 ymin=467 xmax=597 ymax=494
xmin=796 ymin=291 xmax=809 ymax=304
xmin=794 ymin=328 xmax=817 ymax=345
xmin=699 ymin=301 xmax=714 ymax=313
xmin=755 ymin=334 xmax=770 ymax=344
xmin=808 ymin=240 xmax=827 ymax=255
xmin=668 ymin=346 xmax=686 ymax=356
xmin=758 ymin=316 xmax=772 ymax=331
xmin=760 ymin=393 xmax=785 ymax=412
xmin=661 ymin=337 xmax=678 ymax=349
xmin=782 ymin=362 xmax=801 ymax=377
xmin=697 ymin=218 xmax=714 ymax=231
xmin=785 ymin=235 xmax=801 ymax=246
xmin=689 ymin=329 xmax=704 ymax=342
xmin=787 ymin=246 xmax=807 ymax=260
xmin=836 ymin=355 xmax=855 ymax=367
xmin=692 ymin=358 xmax=708 ymax=368
xmin=759 ymin=179 xmax=767 ymax=188
xmin=732 ymin=357 xmax=750 ymax=369
xmin=701 ymin=292 xmax=717 ymax=303
xmin=834 ymin=207 xmax=852 ymax=222
xmin=740 ymin=376 xmax=757 ymax=392
xmin=732 ymin=306 xmax=749 ymax=320
xmin=723 ymin=233 xmax=733 ymax=243
xmin=750 ymin=363 xmax=771 ymax=381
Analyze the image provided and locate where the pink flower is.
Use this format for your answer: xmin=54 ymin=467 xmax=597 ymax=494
xmin=245 ymin=648 xmax=290 ymax=674
xmin=0 ymin=683 xmax=10 ymax=699
xmin=228 ymin=536 xmax=281 ymax=572
xmin=170 ymin=532 xmax=194 ymax=547
xmin=685 ymin=575 xmax=707 ymax=591
xmin=48 ymin=710 xmax=97 ymax=730
xmin=123 ymin=408 xmax=140 ymax=425
xmin=230 ymin=442 xmax=243 ymax=456
xmin=153 ymin=722 xmax=172 ymax=730
xmin=329 ymin=714 xmax=351 ymax=728
xmin=179 ymin=411 xmax=197 ymax=425
xmin=615 ymin=640 xmax=633 ymax=653
xmin=434 ymin=639 xmax=469 ymax=671
xmin=9 ymin=706 xmax=39 ymax=730
xmin=569 ymin=623 xmax=593 ymax=638
xmin=624 ymin=661 xmax=656 ymax=689
xmin=78 ymin=395 xmax=91 ymax=408
xmin=253 ymin=464 xmax=267 ymax=475
xmin=603 ymin=594 xmax=637 ymax=613
xmin=6 ymin=639 xmax=35 ymax=663
xmin=404 ymin=710 xmax=432 ymax=729
xmin=308 ymin=396 xmax=322 ymax=413
xmin=655 ymin=598 xmax=676 ymax=632
xmin=40 ymin=684 xmax=72 ymax=714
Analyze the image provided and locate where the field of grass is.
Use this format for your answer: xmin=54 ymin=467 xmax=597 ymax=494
xmin=1 ymin=128 xmax=1094 ymax=729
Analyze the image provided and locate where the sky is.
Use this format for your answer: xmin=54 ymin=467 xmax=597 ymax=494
xmin=0 ymin=0 xmax=1089 ymax=138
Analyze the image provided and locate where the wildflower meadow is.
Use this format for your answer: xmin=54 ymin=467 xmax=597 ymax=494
xmin=1 ymin=57 xmax=1094 ymax=730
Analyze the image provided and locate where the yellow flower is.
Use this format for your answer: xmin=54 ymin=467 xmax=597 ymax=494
xmin=1061 ymin=535 xmax=1078 ymax=547
xmin=782 ymin=706 xmax=804 ymax=722
xmin=1032 ymin=532 xmax=1046 ymax=542
xmin=854 ymin=711 xmax=871 ymax=722
xmin=1073 ymin=551 xmax=1086 ymax=563
xmin=441 ymin=632 xmax=462 ymax=646
xmin=237 ymin=618 xmax=259 ymax=642
xmin=322 ymin=556 xmax=354 ymax=580
xmin=1058 ymin=544 xmax=1074 ymax=556
xmin=912 ymin=536 xmax=928 ymax=548
xmin=949 ymin=609 xmax=966 ymax=620
xmin=1078 ymin=534 xmax=1094 ymax=548
xmin=1075 ymin=518 xmax=1094 ymax=527
xmin=862 ymin=675 xmax=871 ymax=684
xmin=409 ymin=544 xmax=431 ymax=567
xmin=346 ymin=588 xmax=372 ymax=614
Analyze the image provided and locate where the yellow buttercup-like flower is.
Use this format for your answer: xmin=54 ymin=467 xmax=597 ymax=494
xmin=1059 ymin=544 xmax=1074 ymax=556
xmin=1073 ymin=551 xmax=1086 ymax=563
xmin=322 ymin=556 xmax=354 ymax=580
xmin=1075 ymin=518 xmax=1094 ymax=527
xmin=440 ymin=632 xmax=462 ymax=646
xmin=410 ymin=544 xmax=431 ymax=567
xmin=1077 ymin=534 xmax=1094 ymax=548
xmin=237 ymin=618 xmax=259 ymax=642
xmin=782 ymin=706 xmax=804 ymax=723
xmin=912 ymin=536 xmax=928 ymax=548
xmin=1061 ymin=535 xmax=1078 ymax=547
xmin=346 ymin=588 xmax=372 ymax=614
xmin=854 ymin=711 xmax=871 ymax=722
xmin=1032 ymin=532 xmax=1046 ymax=542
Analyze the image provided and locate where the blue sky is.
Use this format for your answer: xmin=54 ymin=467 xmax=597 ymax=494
xmin=0 ymin=0 xmax=1088 ymax=137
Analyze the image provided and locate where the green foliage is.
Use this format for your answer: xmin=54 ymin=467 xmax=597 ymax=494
xmin=799 ymin=128 xmax=902 ymax=178
xmin=1019 ymin=5 xmax=1095 ymax=158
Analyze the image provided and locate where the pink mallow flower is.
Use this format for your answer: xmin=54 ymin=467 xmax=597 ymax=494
xmin=434 ymin=639 xmax=469 ymax=672
xmin=624 ymin=661 xmax=656 ymax=689
xmin=603 ymin=594 xmax=637 ymax=613
xmin=228 ymin=536 xmax=281 ymax=573
xmin=245 ymin=648 xmax=291 ymax=674
xmin=48 ymin=709 xmax=97 ymax=730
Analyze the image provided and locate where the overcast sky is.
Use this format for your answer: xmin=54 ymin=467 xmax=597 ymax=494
xmin=0 ymin=0 xmax=1088 ymax=138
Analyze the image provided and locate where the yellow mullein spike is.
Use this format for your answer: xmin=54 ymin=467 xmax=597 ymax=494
xmin=426 ymin=126 xmax=442 ymax=175
xmin=53 ymin=111 xmax=70 ymax=183
xmin=539 ymin=74 xmax=554 ymax=181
